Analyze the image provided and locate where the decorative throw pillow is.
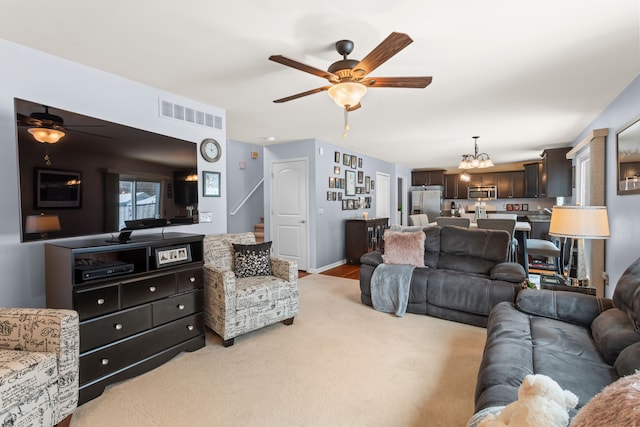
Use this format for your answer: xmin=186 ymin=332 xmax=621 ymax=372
xmin=232 ymin=241 xmax=272 ymax=277
xmin=382 ymin=230 xmax=425 ymax=267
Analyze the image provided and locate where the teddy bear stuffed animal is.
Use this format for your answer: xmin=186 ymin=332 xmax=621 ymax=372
xmin=479 ymin=374 xmax=579 ymax=427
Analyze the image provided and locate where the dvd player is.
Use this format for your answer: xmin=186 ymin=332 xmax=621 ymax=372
xmin=75 ymin=261 xmax=135 ymax=282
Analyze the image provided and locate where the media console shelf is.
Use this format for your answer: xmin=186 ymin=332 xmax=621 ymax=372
xmin=45 ymin=232 xmax=205 ymax=404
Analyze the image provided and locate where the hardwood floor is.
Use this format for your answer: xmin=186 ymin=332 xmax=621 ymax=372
xmin=299 ymin=264 xmax=360 ymax=280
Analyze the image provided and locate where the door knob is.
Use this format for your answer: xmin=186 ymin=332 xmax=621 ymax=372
xmin=300 ymin=220 xmax=306 ymax=223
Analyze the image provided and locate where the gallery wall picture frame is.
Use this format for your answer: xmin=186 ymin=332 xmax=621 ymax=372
xmin=342 ymin=200 xmax=347 ymax=210
xmin=358 ymin=158 xmax=363 ymax=168
xmin=365 ymin=176 xmax=371 ymax=193
xmin=343 ymin=153 xmax=351 ymax=166
xmin=351 ymin=155 xmax=357 ymax=169
xmin=203 ymin=171 xmax=221 ymax=197
xmin=358 ymin=171 xmax=364 ymax=183
xmin=329 ymin=177 xmax=335 ymax=188
xmin=35 ymin=168 xmax=82 ymax=208
xmin=345 ymin=170 xmax=356 ymax=196
xmin=335 ymin=151 xmax=341 ymax=163
xmin=334 ymin=166 xmax=341 ymax=175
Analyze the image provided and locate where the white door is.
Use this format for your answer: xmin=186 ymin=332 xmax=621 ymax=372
xmin=375 ymin=172 xmax=391 ymax=219
xmin=271 ymin=159 xmax=308 ymax=270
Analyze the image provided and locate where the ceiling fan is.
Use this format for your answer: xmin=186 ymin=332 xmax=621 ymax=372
xmin=17 ymin=105 xmax=108 ymax=144
xmin=269 ymin=32 xmax=432 ymax=113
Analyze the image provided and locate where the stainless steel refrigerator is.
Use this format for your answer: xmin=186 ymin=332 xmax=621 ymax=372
xmin=411 ymin=188 xmax=442 ymax=222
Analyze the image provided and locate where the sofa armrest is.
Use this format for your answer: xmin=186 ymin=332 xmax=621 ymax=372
xmin=203 ymin=265 xmax=238 ymax=340
xmin=490 ymin=262 xmax=526 ymax=283
xmin=360 ymin=250 xmax=383 ymax=267
xmin=516 ymin=288 xmax=613 ymax=327
xmin=270 ymin=256 xmax=298 ymax=284
xmin=0 ymin=308 xmax=79 ymax=421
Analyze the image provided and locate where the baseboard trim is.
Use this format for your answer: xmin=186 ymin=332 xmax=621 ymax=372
xmin=306 ymin=259 xmax=346 ymax=274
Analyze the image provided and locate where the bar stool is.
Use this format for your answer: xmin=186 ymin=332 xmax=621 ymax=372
xmin=526 ymin=238 xmax=561 ymax=273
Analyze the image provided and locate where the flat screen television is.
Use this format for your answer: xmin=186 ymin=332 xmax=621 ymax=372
xmin=15 ymin=98 xmax=198 ymax=242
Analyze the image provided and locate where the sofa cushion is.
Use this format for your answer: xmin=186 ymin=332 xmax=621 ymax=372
xmin=382 ymin=230 xmax=425 ymax=267
xmin=490 ymin=262 xmax=526 ymax=283
xmin=438 ymin=227 xmax=509 ymax=275
xmin=0 ymin=349 xmax=58 ymax=412
xmin=591 ymin=308 xmax=640 ymax=365
xmin=232 ymin=241 xmax=272 ymax=277
xmin=612 ymin=256 xmax=640 ymax=332
xmin=423 ymin=226 xmax=441 ymax=268
xmin=613 ymin=341 xmax=640 ymax=377
xmin=516 ymin=289 xmax=613 ymax=327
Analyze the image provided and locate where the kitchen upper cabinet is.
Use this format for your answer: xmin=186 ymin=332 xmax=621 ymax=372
xmin=496 ymin=171 xmax=525 ymax=199
xmin=444 ymin=174 xmax=469 ymax=199
xmin=541 ymin=148 xmax=572 ymax=197
xmin=525 ymin=162 xmax=542 ymax=198
xmin=468 ymin=173 xmax=496 ymax=186
xmin=412 ymin=170 xmax=445 ymax=186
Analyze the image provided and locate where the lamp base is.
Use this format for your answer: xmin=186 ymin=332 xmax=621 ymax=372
xmin=567 ymin=277 xmax=589 ymax=288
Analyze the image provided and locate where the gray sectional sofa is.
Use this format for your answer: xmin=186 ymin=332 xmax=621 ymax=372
xmin=359 ymin=225 xmax=527 ymax=327
xmin=471 ymin=256 xmax=640 ymax=423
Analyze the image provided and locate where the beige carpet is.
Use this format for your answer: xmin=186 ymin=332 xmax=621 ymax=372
xmin=71 ymin=274 xmax=486 ymax=427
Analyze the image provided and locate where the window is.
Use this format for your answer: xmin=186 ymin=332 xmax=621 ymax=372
xmin=119 ymin=179 xmax=161 ymax=230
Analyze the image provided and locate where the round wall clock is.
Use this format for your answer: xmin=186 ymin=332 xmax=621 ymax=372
xmin=200 ymin=138 xmax=221 ymax=162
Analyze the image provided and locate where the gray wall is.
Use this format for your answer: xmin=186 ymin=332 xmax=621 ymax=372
xmin=260 ymin=138 xmax=401 ymax=272
xmin=0 ymin=40 xmax=227 ymax=308
xmin=226 ymin=139 xmax=264 ymax=233
xmin=571 ymin=75 xmax=640 ymax=295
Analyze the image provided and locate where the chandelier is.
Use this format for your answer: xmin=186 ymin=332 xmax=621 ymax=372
xmin=458 ymin=136 xmax=494 ymax=169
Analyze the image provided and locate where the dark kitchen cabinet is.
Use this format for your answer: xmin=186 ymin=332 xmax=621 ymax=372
xmin=541 ymin=148 xmax=572 ymax=197
xmin=496 ymin=171 xmax=525 ymax=199
xmin=468 ymin=173 xmax=496 ymax=186
xmin=411 ymin=170 xmax=445 ymax=186
xmin=444 ymin=174 xmax=469 ymax=199
xmin=524 ymin=162 xmax=542 ymax=198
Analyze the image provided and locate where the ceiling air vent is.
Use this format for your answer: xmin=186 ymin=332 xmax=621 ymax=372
xmin=159 ymin=98 xmax=223 ymax=130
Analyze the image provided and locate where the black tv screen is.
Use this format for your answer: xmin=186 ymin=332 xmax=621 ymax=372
xmin=15 ymin=98 xmax=198 ymax=242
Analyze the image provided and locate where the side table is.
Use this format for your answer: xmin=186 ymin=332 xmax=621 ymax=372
xmin=539 ymin=273 xmax=596 ymax=295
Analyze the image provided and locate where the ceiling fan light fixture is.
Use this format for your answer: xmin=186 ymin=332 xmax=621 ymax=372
xmin=328 ymin=82 xmax=367 ymax=108
xmin=28 ymin=127 xmax=65 ymax=144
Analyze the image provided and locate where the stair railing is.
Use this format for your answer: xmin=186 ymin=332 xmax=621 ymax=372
xmin=230 ymin=178 xmax=264 ymax=216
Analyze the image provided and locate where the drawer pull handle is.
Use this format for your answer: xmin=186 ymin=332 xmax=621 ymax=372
xmin=187 ymin=325 xmax=194 ymax=331
xmin=97 ymin=298 xmax=105 ymax=305
xmin=114 ymin=323 xmax=123 ymax=330
xmin=101 ymin=358 xmax=109 ymax=366
xmin=178 ymin=304 xmax=185 ymax=310
xmin=149 ymin=286 xmax=157 ymax=292
xmin=189 ymin=276 xmax=196 ymax=283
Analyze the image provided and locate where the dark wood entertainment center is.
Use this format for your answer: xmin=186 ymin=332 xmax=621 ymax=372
xmin=45 ymin=232 xmax=205 ymax=404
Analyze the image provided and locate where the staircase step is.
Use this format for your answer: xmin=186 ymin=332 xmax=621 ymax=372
xmin=253 ymin=231 xmax=264 ymax=243
xmin=254 ymin=223 xmax=264 ymax=231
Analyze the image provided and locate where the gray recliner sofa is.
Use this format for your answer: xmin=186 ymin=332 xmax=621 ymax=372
xmin=471 ymin=256 xmax=640 ymax=423
xmin=359 ymin=226 xmax=527 ymax=327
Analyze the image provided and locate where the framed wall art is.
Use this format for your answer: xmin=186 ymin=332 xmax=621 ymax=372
xmin=345 ymin=170 xmax=356 ymax=196
xmin=203 ymin=171 xmax=221 ymax=197
xmin=35 ymin=168 xmax=82 ymax=208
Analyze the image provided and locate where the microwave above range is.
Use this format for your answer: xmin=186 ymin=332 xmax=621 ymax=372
xmin=468 ymin=185 xmax=497 ymax=200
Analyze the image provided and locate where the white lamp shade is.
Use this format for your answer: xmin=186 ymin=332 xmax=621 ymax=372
xmin=327 ymin=82 xmax=367 ymax=108
xmin=548 ymin=206 xmax=610 ymax=239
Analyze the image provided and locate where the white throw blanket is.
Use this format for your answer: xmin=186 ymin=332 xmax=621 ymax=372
xmin=370 ymin=263 xmax=415 ymax=317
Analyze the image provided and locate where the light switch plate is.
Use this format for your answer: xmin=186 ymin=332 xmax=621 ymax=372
xmin=199 ymin=212 xmax=213 ymax=223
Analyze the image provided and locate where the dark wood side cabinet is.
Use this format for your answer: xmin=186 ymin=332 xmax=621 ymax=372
xmin=45 ymin=232 xmax=205 ymax=404
xmin=345 ymin=218 xmax=389 ymax=264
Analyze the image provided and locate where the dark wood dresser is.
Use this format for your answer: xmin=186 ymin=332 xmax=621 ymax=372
xmin=345 ymin=217 xmax=389 ymax=265
xmin=45 ymin=232 xmax=205 ymax=404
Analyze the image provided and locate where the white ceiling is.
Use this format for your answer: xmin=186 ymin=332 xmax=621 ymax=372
xmin=1 ymin=0 xmax=639 ymax=169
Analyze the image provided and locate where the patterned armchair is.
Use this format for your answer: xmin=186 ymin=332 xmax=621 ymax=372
xmin=203 ymin=232 xmax=299 ymax=347
xmin=0 ymin=308 xmax=79 ymax=427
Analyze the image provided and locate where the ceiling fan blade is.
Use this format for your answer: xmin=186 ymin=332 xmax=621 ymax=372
xmin=361 ymin=76 xmax=433 ymax=88
xmin=353 ymin=32 xmax=414 ymax=77
xmin=66 ymin=128 xmax=113 ymax=139
xmin=16 ymin=113 xmax=41 ymax=126
xmin=273 ymin=86 xmax=331 ymax=103
xmin=269 ymin=55 xmax=338 ymax=81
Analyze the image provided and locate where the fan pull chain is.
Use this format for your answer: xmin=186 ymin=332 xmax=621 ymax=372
xmin=343 ymin=108 xmax=350 ymax=138
xmin=44 ymin=145 xmax=52 ymax=165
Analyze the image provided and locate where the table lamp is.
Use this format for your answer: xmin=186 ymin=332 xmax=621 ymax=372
xmin=25 ymin=214 xmax=61 ymax=239
xmin=548 ymin=205 xmax=609 ymax=287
